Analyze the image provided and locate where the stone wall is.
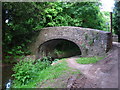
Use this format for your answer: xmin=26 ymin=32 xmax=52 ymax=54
xmin=30 ymin=26 xmax=112 ymax=59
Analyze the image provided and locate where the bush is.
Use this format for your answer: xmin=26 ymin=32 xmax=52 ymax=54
xmin=12 ymin=58 xmax=51 ymax=85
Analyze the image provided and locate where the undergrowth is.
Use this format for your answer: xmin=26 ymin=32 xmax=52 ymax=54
xmin=12 ymin=58 xmax=80 ymax=88
xmin=12 ymin=57 xmax=51 ymax=87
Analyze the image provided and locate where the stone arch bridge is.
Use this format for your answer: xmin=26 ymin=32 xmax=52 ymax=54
xmin=30 ymin=26 xmax=112 ymax=59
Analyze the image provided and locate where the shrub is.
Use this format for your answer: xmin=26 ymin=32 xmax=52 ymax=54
xmin=12 ymin=58 xmax=51 ymax=85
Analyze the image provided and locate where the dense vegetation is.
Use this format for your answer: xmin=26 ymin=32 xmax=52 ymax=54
xmin=12 ymin=57 xmax=51 ymax=86
xmin=113 ymin=1 xmax=120 ymax=42
xmin=12 ymin=58 xmax=80 ymax=88
xmin=2 ymin=2 xmax=108 ymax=60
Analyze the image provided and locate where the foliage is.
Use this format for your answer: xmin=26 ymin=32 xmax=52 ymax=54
xmin=2 ymin=2 xmax=43 ymax=58
xmin=3 ymin=2 xmax=107 ymax=59
xmin=76 ymin=56 xmax=104 ymax=64
xmin=113 ymin=1 xmax=120 ymax=42
xmin=12 ymin=58 xmax=80 ymax=88
xmin=12 ymin=58 xmax=51 ymax=85
xmin=66 ymin=2 xmax=106 ymax=30
xmin=40 ymin=56 xmax=54 ymax=64
xmin=101 ymin=11 xmax=111 ymax=32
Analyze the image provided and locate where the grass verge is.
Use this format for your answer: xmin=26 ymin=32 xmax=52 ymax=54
xmin=76 ymin=56 xmax=104 ymax=64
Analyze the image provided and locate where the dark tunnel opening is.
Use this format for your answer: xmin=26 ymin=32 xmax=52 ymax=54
xmin=38 ymin=39 xmax=81 ymax=59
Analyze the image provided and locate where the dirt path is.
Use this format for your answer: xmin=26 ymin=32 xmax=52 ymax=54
xmin=66 ymin=57 xmax=93 ymax=77
xmin=66 ymin=42 xmax=119 ymax=88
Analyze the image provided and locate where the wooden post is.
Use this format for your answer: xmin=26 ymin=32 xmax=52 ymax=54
xmin=110 ymin=12 xmax=112 ymax=35
xmin=110 ymin=12 xmax=113 ymax=47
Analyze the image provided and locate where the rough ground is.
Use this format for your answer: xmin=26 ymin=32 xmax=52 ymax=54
xmin=66 ymin=42 xmax=119 ymax=88
xmin=38 ymin=70 xmax=79 ymax=88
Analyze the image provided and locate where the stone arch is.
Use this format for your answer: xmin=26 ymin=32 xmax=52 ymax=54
xmin=36 ymin=38 xmax=83 ymax=59
xmin=30 ymin=26 xmax=112 ymax=59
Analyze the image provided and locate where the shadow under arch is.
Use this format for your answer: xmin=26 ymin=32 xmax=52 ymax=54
xmin=36 ymin=38 xmax=82 ymax=59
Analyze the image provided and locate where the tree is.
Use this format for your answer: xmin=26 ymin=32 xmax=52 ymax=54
xmin=64 ymin=2 xmax=106 ymax=30
xmin=113 ymin=1 xmax=120 ymax=42
xmin=2 ymin=2 xmax=45 ymax=58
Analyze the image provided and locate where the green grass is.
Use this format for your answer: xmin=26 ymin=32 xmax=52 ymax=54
xmin=76 ymin=56 xmax=104 ymax=64
xmin=13 ymin=59 xmax=80 ymax=88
